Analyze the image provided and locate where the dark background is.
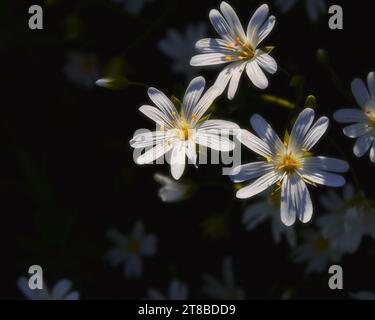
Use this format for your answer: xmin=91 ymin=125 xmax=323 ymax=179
xmin=1 ymin=0 xmax=374 ymax=299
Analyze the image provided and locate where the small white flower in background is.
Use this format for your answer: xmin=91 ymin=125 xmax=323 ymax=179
xmin=292 ymin=229 xmax=342 ymax=273
xmin=154 ymin=173 xmax=191 ymax=203
xmin=202 ymin=257 xmax=245 ymax=300
xmin=17 ymin=277 xmax=79 ymax=300
xmin=130 ymin=76 xmax=239 ymax=180
xmin=334 ymin=72 xmax=375 ymax=163
xmin=112 ymin=0 xmax=155 ymax=15
xmin=191 ymin=2 xmax=277 ymax=99
xmin=350 ymin=291 xmax=375 ymax=300
xmin=230 ymin=108 xmax=349 ymax=226
xmin=243 ymin=191 xmax=296 ymax=247
xmin=316 ymin=184 xmax=375 ymax=254
xmin=146 ymin=279 xmax=188 ymax=300
xmin=63 ymin=52 xmax=100 ymax=89
xmin=274 ymin=0 xmax=326 ymax=22
xmin=159 ymin=23 xmax=208 ymax=80
xmin=106 ymin=221 xmax=157 ymax=278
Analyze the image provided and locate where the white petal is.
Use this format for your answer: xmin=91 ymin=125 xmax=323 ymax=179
xmin=370 ymin=142 xmax=375 ymax=163
xmin=197 ymin=119 xmax=239 ymax=131
xmin=300 ymin=169 xmax=346 ymax=187
xmin=302 ymin=116 xmax=329 ymax=150
xmin=250 ymin=114 xmax=284 ymax=154
xmin=126 ymin=255 xmax=142 ymax=278
xmin=136 ymin=141 xmax=173 ymax=165
xmin=170 ymin=142 xmax=186 ymax=180
xmin=295 ymin=177 xmax=313 ymax=223
xmin=190 ymin=53 xmax=229 ymax=66
xmin=220 ymin=2 xmax=246 ymax=41
xmin=141 ymin=235 xmax=157 ymax=256
xmin=333 ymin=108 xmax=366 ymax=123
xmin=195 ymin=38 xmax=232 ymax=53
xmin=130 ymin=131 xmax=171 ymax=149
xmin=246 ymin=4 xmax=270 ymax=48
xmin=254 ymin=15 xmax=276 ymax=47
xmin=367 ymin=72 xmax=375 ymax=100
xmin=353 ymin=134 xmax=373 ymax=157
xmin=236 ymin=170 xmax=280 ymax=199
xmin=289 ymin=108 xmax=315 ymax=150
xmin=182 ymin=76 xmax=205 ymax=121
xmin=196 ymin=132 xmax=235 ymax=152
xmin=280 ymin=176 xmax=296 ymax=226
xmin=212 ymin=61 xmax=242 ymax=97
xmin=246 ymin=60 xmax=268 ymax=89
xmin=148 ymin=87 xmax=179 ymax=122
xmin=209 ymin=9 xmax=235 ymax=42
xmin=351 ymin=78 xmax=371 ymax=109
xmin=229 ymin=161 xmax=274 ymax=183
xmin=255 ymin=50 xmax=277 ymax=74
xmin=228 ymin=62 xmax=246 ymax=100
xmin=237 ymin=129 xmax=272 ymax=158
xmin=343 ymin=123 xmax=370 ymax=138
xmin=304 ymin=156 xmax=349 ymax=173
xmin=186 ymin=139 xmax=197 ymax=166
xmin=190 ymin=85 xmax=221 ymax=122
xmin=139 ymin=105 xmax=172 ymax=128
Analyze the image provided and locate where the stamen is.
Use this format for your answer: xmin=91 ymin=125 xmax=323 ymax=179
xmin=192 ymin=114 xmax=198 ymax=120
xmin=225 ymin=56 xmax=233 ymax=61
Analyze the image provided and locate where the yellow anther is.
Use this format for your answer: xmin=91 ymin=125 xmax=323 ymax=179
xmin=160 ymin=125 xmax=165 ymax=131
xmin=226 ymin=43 xmax=233 ymax=48
xmin=172 ymin=111 xmax=176 ymax=115
xmin=192 ymin=114 xmax=198 ymax=120
xmin=266 ymin=156 xmax=272 ymax=162
xmin=225 ymin=56 xmax=233 ymax=61
xmin=238 ymin=56 xmax=244 ymax=60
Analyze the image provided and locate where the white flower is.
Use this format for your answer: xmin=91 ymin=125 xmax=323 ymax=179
xmin=350 ymin=291 xmax=375 ymax=300
xmin=292 ymin=229 xmax=342 ymax=273
xmin=230 ymin=108 xmax=349 ymax=226
xmin=316 ymin=184 xmax=375 ymax=254
xmin=202 ymin=257 xmax=245 ymax=300
xmin=130 ymin=76 xmax=239 ymax=180
xmin=17 ymin=277 xmax=79 ymax=300
xmin=191 ymin=3 xmax=277 ymax=99
xmin=63 ymin=52 xmax=100 ymax=89
xmin=274 ymin=0 xmax=326 ymax=22
xmin=154 ymin=173 xmax=190 ymax=202
xmin=112 ymin=0 xmax=155 ymax=15
xmin=243 ymin=192 xmax=296 ymax=247
xmin=146 ymin=279 xmax=188 ymax=300
xmin=106 ymin=221 xmax=157 ymax=278
xmin=334 ymin=72 xmax=375 ymax=163
xmin=159 ymin=23 xmax=207 ymax=80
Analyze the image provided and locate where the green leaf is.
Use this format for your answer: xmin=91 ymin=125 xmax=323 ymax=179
xmin=305 ymin=95 xmax=316 ymax=108
xmin=261 ymin=94 xmax=296 ymax=109
xmin=260 ymin=46 xmax=275 ymax=54
xmin=170 ymin=95 xmax=182 ymax=110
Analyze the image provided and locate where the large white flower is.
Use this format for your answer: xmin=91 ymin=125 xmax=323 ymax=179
xmin=334 ymin=72 xmax=375 ymax=163
xmin=230 ymin=108 xmax=349 ymax=226
xmin=202 ymin=257 xmax=245 ymax=300
xmin=316 ymin=184 xmax=375 ymax=254
xmin=106 ymin=221 xmax=157 ymax=278
xmin=159 ymin=23 xmax=207 ymax=80
xmin=190 ymin=2 xmax=277 ymax=99
xmin=146 ymin=279 xmax=188 ymax=300
xmin=274 ymin=0 xmax=326 ymax=22
xmin=243 ymin=191 xmax=296 ymax=247
xmin=130 ymin=76 xmax=239 ymax=180
xmin=17 ymin=277 xmax=79 ymax=300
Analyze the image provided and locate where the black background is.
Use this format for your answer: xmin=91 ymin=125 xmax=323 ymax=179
xmin=1 ymin=0 xmax=374 ymax=300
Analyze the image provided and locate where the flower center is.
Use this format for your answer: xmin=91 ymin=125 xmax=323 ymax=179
xmin=127 ymin=237 xmax=140 ymax=254
xmin=275 ymin=152 xmax=302 ymax=175
xmin=225 ymin=37 xmax=255 ymax=62
xmin=366 ymin=111 xmax=375 ymax=127
xmin=178 ymin=123 xmax=191 ymax=140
